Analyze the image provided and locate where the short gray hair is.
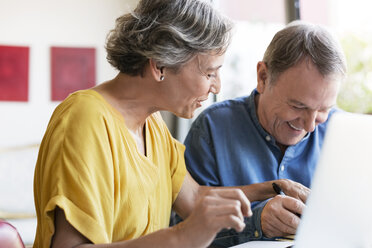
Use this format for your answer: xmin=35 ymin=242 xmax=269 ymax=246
xmin=106 ymin=0 xmax=233 ymax=76
xmin=263 ymin=21 xmax=347 ymax=83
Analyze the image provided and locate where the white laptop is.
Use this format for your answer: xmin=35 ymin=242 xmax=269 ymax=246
xmin=231 ymin=112 xmax=372 ymax=248
xmin=294 ymin=112 xmax=372 ymax=248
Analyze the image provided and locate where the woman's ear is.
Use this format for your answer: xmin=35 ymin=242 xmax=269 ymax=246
xmin=256 ymin=61 xmax=268 ymax=94
xmin=149 ymin=59 xmax=164 ymax=81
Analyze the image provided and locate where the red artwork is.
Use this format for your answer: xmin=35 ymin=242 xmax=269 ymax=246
xmin=0 ymin=45 xmax=29 ymax=101
xmin=51 ymin=46 xmax=96 ymax=101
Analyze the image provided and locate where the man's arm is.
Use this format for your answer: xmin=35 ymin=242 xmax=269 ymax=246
xmin=217 ymin=180 xmax=310 ymax=241
xmin=185 ymin=177 xmax=310 ymax=210
xmin=174 ymin=173 xmax=311 ymax=240
xmin=172 ymin=173 xmax=297 ymax=219
xmin=238 ymin=179 xmax=311 ymax=240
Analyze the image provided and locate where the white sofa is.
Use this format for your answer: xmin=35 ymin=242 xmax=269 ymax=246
xmin=0 ymin=145 xmax=39 ymax=246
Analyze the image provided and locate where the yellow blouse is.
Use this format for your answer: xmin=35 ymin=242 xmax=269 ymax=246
xmin=33 ymin=90 xmax=186 ymax=247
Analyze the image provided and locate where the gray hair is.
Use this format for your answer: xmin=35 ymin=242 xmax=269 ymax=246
xmin=263 ymin=21 xmax=347 ymax=83
xmin=105 ymin=0 xmax=233 ymax=76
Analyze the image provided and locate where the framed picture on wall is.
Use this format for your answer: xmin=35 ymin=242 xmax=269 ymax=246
xmin=0 ymin=45 xmax=29 ymax=101
xmin=51 ymin=46 xmax=96 ymax=101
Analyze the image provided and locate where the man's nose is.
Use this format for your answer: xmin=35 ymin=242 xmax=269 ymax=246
xmin=303 ymin=110 xmax=317 ymax=132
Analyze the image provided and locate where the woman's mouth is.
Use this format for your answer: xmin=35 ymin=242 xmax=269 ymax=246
xmin=197 ymin=98 xmax=208 ymax=105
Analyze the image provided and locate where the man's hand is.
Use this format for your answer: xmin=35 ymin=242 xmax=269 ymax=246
xmin=274 ymin=179 xmax=311 ymax=203
xmin=260 ymin=179 xmax=310 ymax=238
xmin=261 ymin=195 xmax=305 ymax=238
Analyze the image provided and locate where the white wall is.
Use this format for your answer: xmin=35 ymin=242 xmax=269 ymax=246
xmin=0 ymin=0 xmax=140 ymax=244
xmin=0 ymin=0 xmax=139 ymax=148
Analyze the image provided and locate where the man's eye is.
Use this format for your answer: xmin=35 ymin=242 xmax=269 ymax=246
xmin=207 ymin=73 xmax=216 ymax=78
xmin=292 ymin=105 xmax=304 ymax=110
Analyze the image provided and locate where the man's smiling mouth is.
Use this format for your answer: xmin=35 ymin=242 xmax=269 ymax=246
xmin=288 ymin=122 xmax=303 ymax=131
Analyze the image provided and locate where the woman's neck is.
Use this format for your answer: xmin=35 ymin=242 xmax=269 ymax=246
xmin=93 ymin=73 xmax=158 ymax=132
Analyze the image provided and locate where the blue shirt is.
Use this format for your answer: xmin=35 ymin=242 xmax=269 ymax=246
xmin=184 ymin=89 xmax=335 ymax=243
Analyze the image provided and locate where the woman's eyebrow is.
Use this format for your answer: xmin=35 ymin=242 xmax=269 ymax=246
xmin=207 ymin=65 xmax=222 ymax=71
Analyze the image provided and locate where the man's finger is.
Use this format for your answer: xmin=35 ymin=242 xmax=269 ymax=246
xmin=281 ymin=196 xmax=305 ymax=217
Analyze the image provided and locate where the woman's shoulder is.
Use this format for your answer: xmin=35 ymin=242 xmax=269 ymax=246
xmin=47 ymin=89 xmax=113 ymax=131
xmin=56 ymin=89 xmax=110 ymax=117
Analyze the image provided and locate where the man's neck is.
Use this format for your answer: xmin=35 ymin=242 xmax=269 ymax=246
xmin=277 ymin=142 xmax=288 ymax=154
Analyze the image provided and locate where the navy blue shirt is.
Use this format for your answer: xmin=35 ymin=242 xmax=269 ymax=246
xmin=184 ymin=89 xmax=335 ymax=243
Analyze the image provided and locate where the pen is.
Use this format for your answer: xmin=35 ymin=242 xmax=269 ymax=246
xmin=272 ymin=182 xmax=285 ymax=196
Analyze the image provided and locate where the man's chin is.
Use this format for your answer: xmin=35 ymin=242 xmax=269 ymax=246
xmin=281 ymin=135 xmax=307 ymax=146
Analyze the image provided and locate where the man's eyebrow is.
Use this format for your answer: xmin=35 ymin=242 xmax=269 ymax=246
xmin=289 ymin=99 xmax=335 ymax=110
xmin=288 ymin=99 xmax=307 ymax=107
xmin=321 ymin=104 xmax=336 ymax=111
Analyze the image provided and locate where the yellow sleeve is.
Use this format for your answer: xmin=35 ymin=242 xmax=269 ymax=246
xmin=35 ymin=94 xmax=115 ymax=246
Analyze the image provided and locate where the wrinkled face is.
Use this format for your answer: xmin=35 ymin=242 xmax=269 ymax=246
xmin=164 ymin=53 xmax=225 ymax=119
xmin=256 ymin=59 xmax=341 ymax=147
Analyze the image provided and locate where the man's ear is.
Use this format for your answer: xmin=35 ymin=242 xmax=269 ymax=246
xmin=256 ymin=61 xmax=268 ymax=94
xmin=149 ymin=59 xmax=164 ymax=81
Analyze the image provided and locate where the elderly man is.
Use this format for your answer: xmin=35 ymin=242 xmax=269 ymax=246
xmin=183 ymin=21 xmax=346 ymax=244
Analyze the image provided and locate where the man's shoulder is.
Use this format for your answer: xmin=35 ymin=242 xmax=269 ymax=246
xmin=198 ymin=96 xmax=250 ymax=119
xmin=190 ymin=96 xmax=254 ymax=133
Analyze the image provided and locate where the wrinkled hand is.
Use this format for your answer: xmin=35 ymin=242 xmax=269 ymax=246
xmin=261 ymin=179 xmax=310 ymax=238
xmin=179 ymin=188 xmax=252 ymax=248
xmin=261 ymin=195 xmax=305 ymax=238
xmin=273 ymin=179 xmax=311 ymax=203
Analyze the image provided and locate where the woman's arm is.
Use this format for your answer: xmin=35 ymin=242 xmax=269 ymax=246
xmin=51 ymin=172 xmax=252 ymax=248
xmin=51 ymin=207 xmax=185 ymax=248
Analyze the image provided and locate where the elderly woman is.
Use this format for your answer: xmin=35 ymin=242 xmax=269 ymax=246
xmin=33 ymin=0 xmax=306 ymax=247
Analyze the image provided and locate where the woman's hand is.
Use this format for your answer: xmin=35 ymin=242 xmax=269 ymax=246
xmin=175 ymin=188 xmax=252 ymax=248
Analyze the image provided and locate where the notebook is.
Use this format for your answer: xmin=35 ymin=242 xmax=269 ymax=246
xmin=294 ymin=112 xmax=372 ymax=248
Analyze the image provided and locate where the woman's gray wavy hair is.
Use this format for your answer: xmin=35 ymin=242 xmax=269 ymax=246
xmin=263 ymin=21 xmax=347 ymax=83
xmin=106 ymin=0 xmax=233 ymax=76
